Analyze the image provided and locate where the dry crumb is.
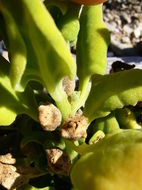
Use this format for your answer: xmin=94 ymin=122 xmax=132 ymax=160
xmin=38 ymin=104 xmax=62 ymax=131
xmin=0 ymin=153 xmax=44 ymax=189
xmin=0 ymin=153 xmax=28 ymax=190
xmin=62 ymin=76 xmax=75 ymax=96
xmin=61 ymin=114 xmax=89 ymax=140
xmin=0 ymin=162 xmax=20 ymax=190
xmin=0 ymin=153 xmax=16 ymax=164
xmin=46 ymin=148 xmax=70 ymax=176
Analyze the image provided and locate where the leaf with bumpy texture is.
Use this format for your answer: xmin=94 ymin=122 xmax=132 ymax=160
xmin=71 ymin=130 xmax=142 ymax=190
xmin=77 ymin=5 xmax=110 ymax=81
xmin=84 ymin=69 xmax=142 ymax=122
xmin=0 ymin=55 xmax=38 ymax=125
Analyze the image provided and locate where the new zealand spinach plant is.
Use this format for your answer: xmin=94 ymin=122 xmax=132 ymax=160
xmin=0 ymin=0 xmax=142 ymax=190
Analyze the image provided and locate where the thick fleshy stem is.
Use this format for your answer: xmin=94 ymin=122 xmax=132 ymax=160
xmin=71 ymin=76 xmax=92 ymax=115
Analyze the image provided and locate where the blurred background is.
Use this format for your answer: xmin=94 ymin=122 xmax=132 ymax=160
xmin=104 ymin=0 xmax=142 ymax=56
xmin=0 ymin=0 xmax=142 ymax=61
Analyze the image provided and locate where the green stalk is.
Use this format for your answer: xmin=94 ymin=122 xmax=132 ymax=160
xmin=71 ymin=77 xmax=92 ymax=115
xmin=51 ymin=80 xmax=71 ymax=120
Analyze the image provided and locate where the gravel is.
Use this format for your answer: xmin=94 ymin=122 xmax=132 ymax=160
xmin=103 ymin=0 xmax=142 ymax=56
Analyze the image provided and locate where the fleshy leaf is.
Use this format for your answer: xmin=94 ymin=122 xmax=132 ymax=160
xmin=89 ymin=130 xmax=105 ymax=144
xmin=0 ymin=4 xmax=27 ymax=90
xmin=71 ymin=129 xmax=142 ymax=190
xmin=71 ymin=4 xmax=110 ymax=115
xmin=0 ymin=0 xmax=40 ymax=91
xmin=84 ymin=69 xmax=142 ymax=122
xmin=57 ymin=3 xmax=81 ymax=44
xmin=0 ymin=55 xmax=38 ymax=125
xmin=0 ymin=0 xmax=76 ymax=119
xmin=18 ymin=184 xmax=54 ymax=190
xmin=92 ymin=112 xmax=120 ymax=134
xmin=17 ymin=85 xmax=38 ymax=121
xmin=115 ymin=108 xmax=141 ymax=129
xmin=22 ymin=0 xmax=76 ymax=118
xmin=22 ymin=0 xmax=76 ymax=91
xmin=0 ymin=55 xmax=20 ymax=125
xmin=77 ymin=4 xmax=110 ymax=81
xmin=0 ymin=107 xmax=17 ymax=126
xmin=18 ymin=34 xmax=43 ymax=90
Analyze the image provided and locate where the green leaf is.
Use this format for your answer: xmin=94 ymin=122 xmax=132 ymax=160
xmin=115 ymin=108 xmax=141 ymax=129
xmin=89 ymin=130 xmax=105 ymax=145
xmin=18 ymin=33 xmax=43 ymax=91
xmin=17 ymin=85 xmax=38 ymax=120
xmin=0 ymin=55 xmax=20 ymax=125
xmin=57 ymin=3 xmax=81 ymax=44
xmin=71 ymin=4 xmax=110 ymax=115
xmin=77 ymin=4 xmax=110 ymax=81
xmin=0 ymin=0 xmax=41 ymax=92
xmin=0 ymin=55 xmax=38 ymax=125
xmin=84 ymin=69 xmax=142 ymax=122
xmin=0 ymin=107 xmax=17 ymax=126
xmin=0 ymin=0 xmax=77 ymax=119
xmin=92 ymin=112 xmax=120 ymax=134
xmin=18 ymin=184 xmax=54 ymax=190
xmin=0 ymin=4 xmax=27 ymax=90
xmin=22 ymin=0 xmax=77 ymax=119
xmin=71 ymin=130 xmax=142 ymax=190
xmin=22 ymin=0 xmax=76 ymax=89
